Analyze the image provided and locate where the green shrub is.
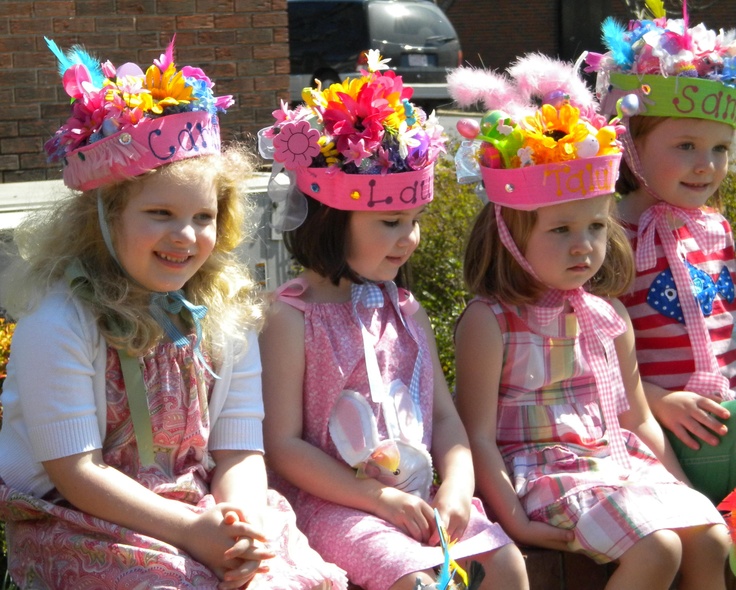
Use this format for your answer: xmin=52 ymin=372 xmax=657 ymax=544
xmin=410 ymin=152 xmax=482 ymax=390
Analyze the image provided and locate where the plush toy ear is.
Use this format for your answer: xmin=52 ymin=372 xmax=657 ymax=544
xmin=328 ymin=390 xmax=380 ymax=468
xmin=387 ymin=380 xmax=425 ymax=444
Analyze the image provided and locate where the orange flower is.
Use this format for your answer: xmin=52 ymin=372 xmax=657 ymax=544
xmin=520 ymin=104 xmax=589 ymax=165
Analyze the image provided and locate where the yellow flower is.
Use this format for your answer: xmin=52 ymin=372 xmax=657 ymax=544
xmin=521 ymin=104 xmax=589 ymax=165
xmin=145 ymin=63 xmax=193 ymax=114
xmin=321 ymin=76 xmax=366 ymax=105
xmin=319 ymin=136 xmax=339 ymax=165
xmin=0 ymin=317 xmax=15 ymax=381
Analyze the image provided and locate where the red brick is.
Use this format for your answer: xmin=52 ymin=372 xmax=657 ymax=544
xmin=34 ymin=2 xmax=75 ymax=17
xmin=96 ymin=17 xmax=137 ymax=32
xmin=196 ymin=0 xmax=235 ymax=12
xmin=213 ymin=13 xmax=250 ymax=29
xmin=134 ymin=16 xmax=177 ymax=31
xmin=75 ymin=0 xmax=116 ymax=16
xmin=215 ymin=45 xmax=252 ymax=61
xmin=14 ymin=51 xmax=55 ymax=69
xmin=0 ymin=3 xmax=32 ymax=17
xmin=176 ymin=14 xmax=214 ymax=29
xmin=0 ymin=122 xmax=18 ymax=137
xmin=0 ymin=155 xmax=19 ymax=171
xmin=116 ymin=0 xmax=156 ymax=14
xmin=53 ymin=17 xmax=97 ymax=33
xmin=196 ymin=30 xmax=237 ymax=45
xmin=235 ymin=0 xmax=272 ymax=11
xmin=252 ymin=12 xmax=286 ymax=28
xmin=1 ymin=137 xmax=42 ymax=154
xmin=20 ymin=153 xmax=53 ymax=169
xmin=158 ymin=0 xmax=196 ymax=14
xmin=10 ymin=18 xmax=53 ymax=34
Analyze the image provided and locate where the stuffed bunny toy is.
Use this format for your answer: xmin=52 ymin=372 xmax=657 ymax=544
xmin=328 ymin=380 xmax=433 ymax=501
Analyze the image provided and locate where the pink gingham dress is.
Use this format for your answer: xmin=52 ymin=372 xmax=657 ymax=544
xmin=273 ymin=279 xmax=513 ymax=590
xmin=474 ymin=297 xmax=724 ymax=563
xmin=1 ymin=337 xmax=347 ymax=589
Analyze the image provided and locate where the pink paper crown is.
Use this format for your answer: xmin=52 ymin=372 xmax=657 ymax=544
xmin=448 ymin=53 xmax=624 ymax=211
xmin=480 ymin=153 xmax=622 ymax=210
xmin=296 ymin=165 xmax=433 ymax=211
xmin=44 ymin=36 xmax=233 ymax=191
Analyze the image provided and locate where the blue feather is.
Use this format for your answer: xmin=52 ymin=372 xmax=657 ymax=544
xmin=44 ymin=36 xmax=105 ymax=88
xmin=601 ymin=17 xmax=634 ymax=69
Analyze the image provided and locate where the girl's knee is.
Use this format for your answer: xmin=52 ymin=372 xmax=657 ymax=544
xmin=621 ymin=529 xmax=682 ymax=571
xmin=471 ymin=544 xmax=529 ymax=590
xmin=679 ymin=523 xmax=731 ymax=562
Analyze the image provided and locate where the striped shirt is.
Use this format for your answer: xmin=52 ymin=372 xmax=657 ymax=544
xmin=620 ymin=209 xmax=736 ymax=397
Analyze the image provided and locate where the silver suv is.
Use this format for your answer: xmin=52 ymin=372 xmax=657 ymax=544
xmin=288 ymin=0 xmax=462 ymax=103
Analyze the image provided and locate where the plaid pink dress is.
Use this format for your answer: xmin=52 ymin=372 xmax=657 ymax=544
xmin=1 ymin=339 xmax=347 ymax=589
xmin=477 ymin=298 xmax=724 ymax=563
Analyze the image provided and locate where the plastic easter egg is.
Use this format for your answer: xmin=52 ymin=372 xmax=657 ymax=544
xmin=479 ymin=143 xmax=502 ymax=169
xmin=619 ymin=94 xmax=641 ymax=117
xmin=480 ymin=110 xmax=510 ymax=140
xmin=456 ymin=118 xmax=480 ymax=139
xmin=543 ymin=89 xmax=569 ymax=109
xmin=575 ymin=135 xmax=600 ymax=158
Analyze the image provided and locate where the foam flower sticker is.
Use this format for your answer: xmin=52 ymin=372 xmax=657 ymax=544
xmin=521 ymin=103 xmax=589 ymax=165
xmin=345 ymin=137 xmax=373 ymax=166
xmin=273 ymin=120 xmax=321 ymax=168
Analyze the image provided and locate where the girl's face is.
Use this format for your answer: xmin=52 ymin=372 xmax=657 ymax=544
xmin=636 ymin=117 xmax=733 ymax=209
xmin=346 ymin=204 xmax=425 ymax=282
xmin=524 ymin=195 xmax=610 ymax=292
xmin=115 ymin=172 xmax=218 ymax=293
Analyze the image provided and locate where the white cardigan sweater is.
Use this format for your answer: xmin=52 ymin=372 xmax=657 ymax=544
xmin=0 ymin=283 xmax=264 ymax=497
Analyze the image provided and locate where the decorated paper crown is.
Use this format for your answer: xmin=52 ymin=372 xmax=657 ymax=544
xmin=258 ymin=50 xmax=445 ymax=225
xmin=44 ymin=36 xmax=233 ymax=191
xmin=448 ymin=53 xmax=623 ymax=210
xmin=585 ymin=5 xmax=736 ymax=126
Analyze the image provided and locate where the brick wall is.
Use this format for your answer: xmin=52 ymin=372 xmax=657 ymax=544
xmin=0 ymin=0 xmax=290 ymax=183
xmin=446 ymin=0 xmax=736 ymax=70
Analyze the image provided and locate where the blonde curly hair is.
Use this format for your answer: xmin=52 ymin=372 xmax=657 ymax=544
xmin=4 ymin=144 xmax=262 ymax=363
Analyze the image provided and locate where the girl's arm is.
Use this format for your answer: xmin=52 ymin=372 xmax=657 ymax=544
xmin=455 ymin=302 xmax=574 ymax=551
xmin=210 ymin=449 xmax=276 ymax=590
xmin=260 ymin=299 xmax=435 ymax=543
xmin=412 ymin=305 xmax=475 ymax=544
xmin=610 ymin=299 xmax=691 ymax=482
xmin=42 ymin=450 xmax=258 ymax=578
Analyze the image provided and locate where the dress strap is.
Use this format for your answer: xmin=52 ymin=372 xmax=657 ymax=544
xmin=274 ymin=278 xmax=309 ymax=311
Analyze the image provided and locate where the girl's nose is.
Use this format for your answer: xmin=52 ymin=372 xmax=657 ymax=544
xmin=694 ymin=153 xmax=716 ymax=174
xmin=399 ymin=224 xmax=420 ymax=249
xmin=571 ymin=234 xmax=593 ymax=254
xmin=171 ymin=222 xmax=196 ymax=243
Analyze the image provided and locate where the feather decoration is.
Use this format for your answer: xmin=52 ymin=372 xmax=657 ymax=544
xmin=44 ymin=36 xmax=105 ymax=88
xmin=601 ymin=17 xmax=634 ymax=69
xmin=446 ymin=66 xmax=515 ymax=112
xmin=644 ymin=0 xmax=665 ymax=19
xmin=508 ymin=52 xmax=596 ymax=112
xmin=154 ymin=35 xmax=176 ymax=71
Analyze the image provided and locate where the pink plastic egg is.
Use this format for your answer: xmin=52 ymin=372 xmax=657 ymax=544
xmin=456 ymin=118 xmax=480 ymax=139
xmin=479 ymin=143 xmax=501 ymax=168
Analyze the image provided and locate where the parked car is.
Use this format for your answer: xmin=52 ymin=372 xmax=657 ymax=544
xmin=287 ymin=0 xmax=462 ymax=103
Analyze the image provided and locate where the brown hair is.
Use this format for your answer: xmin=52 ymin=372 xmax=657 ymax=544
xmin=283 ymin=194 xmax=410 ymax=287
xmin=464 ymin=197 xmax=635 ymax=304
xmin=616 ymin=115 xmax=668 ymax=195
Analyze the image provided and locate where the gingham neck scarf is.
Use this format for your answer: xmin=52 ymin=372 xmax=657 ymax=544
xmin=495 ymin=205 xmax=632 ymax=468
xmin=623 ymin=125 xmax=732 ymax=400
xmin=635 ymin=202 xmax=732 ymax=399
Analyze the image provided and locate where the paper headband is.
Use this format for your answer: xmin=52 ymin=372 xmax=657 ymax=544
xmin=295 ymin=165 xmax=433 ymax=211
xmin=601 ymin=72 xmax=736 ymax=128
xmin=481 ymin=153 xmax=622 ymax=210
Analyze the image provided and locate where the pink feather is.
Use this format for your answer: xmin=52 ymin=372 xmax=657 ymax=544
xmin=154 ymin=35 xmax=176 ymax=71
xmin=508 ymin=53 xmax=596 ymax=111
xmin=447 ymin=66 xmax=515 ymax=110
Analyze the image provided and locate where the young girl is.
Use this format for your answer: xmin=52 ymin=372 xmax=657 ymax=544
xmin=0 ymin=39 xmax=346 ymax=590
xmin=585 ymin=9 xmax=736 ymax=504
xmin=257 ymin=52 xmax=527 ymax=590
xmin=449 ymin=54 xmax=729 ymax=590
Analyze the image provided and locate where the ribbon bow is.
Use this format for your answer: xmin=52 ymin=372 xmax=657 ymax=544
xmin=150 ymin=290 xmax=216 ymax=377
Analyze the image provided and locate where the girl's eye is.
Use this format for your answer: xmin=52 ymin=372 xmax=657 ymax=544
xmin=551 ymin=226 xmax=568 ymax=234
xmin=382 ymin=220 xmax=400 ymax=227
xmin=714 ymin=144 xmax=730 ymax=153
xmin=148 ymin=209 xmax=171 ymax=217
xmin=195 ymin=212 xmax=215 ymax=223
xmin=677 ymin=142 xmax=695 ymax=150
xmin=590 ymin=222 xmax=606 ymax=231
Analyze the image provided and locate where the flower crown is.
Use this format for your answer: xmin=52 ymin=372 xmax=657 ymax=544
xmin=45 ymin=36 xmax=233 ymax=190
xmin=448 ymin=54 xmax=623 ymax=210
xmin=585 ymin=6 xmax=736 ymax=126
xmin=258 ymin=51 xmax=445 ymax=221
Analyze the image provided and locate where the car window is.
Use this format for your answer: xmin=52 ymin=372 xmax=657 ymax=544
xmin=367 ymin=2 xmax=456 ymax=46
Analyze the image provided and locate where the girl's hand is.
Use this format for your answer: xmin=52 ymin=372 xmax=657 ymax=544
xmin=429 ymin=482 xmax=472 ymax=546
xmin=651 ymin=389 xmax=729 ymax=449
xmin=373 ymin=486 xmax=435 ymax=543
xmin=217 ymin=510 xmax=275 ymax=590
xmin=513 ymin=520 xmax=575 ymax=553
xmin=181 ymin=503 xmax=267 ymax=581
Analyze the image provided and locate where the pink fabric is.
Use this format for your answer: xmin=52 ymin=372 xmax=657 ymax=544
xmin=1 ymin=338 xmax=346 ymax=589
xmin=633 ymin=202 xmax=732 ymax=398
xmin=274 ymin=280 xmax=513 ymax=590
xmin=478 ymin=298 xmax=725 ymax=563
